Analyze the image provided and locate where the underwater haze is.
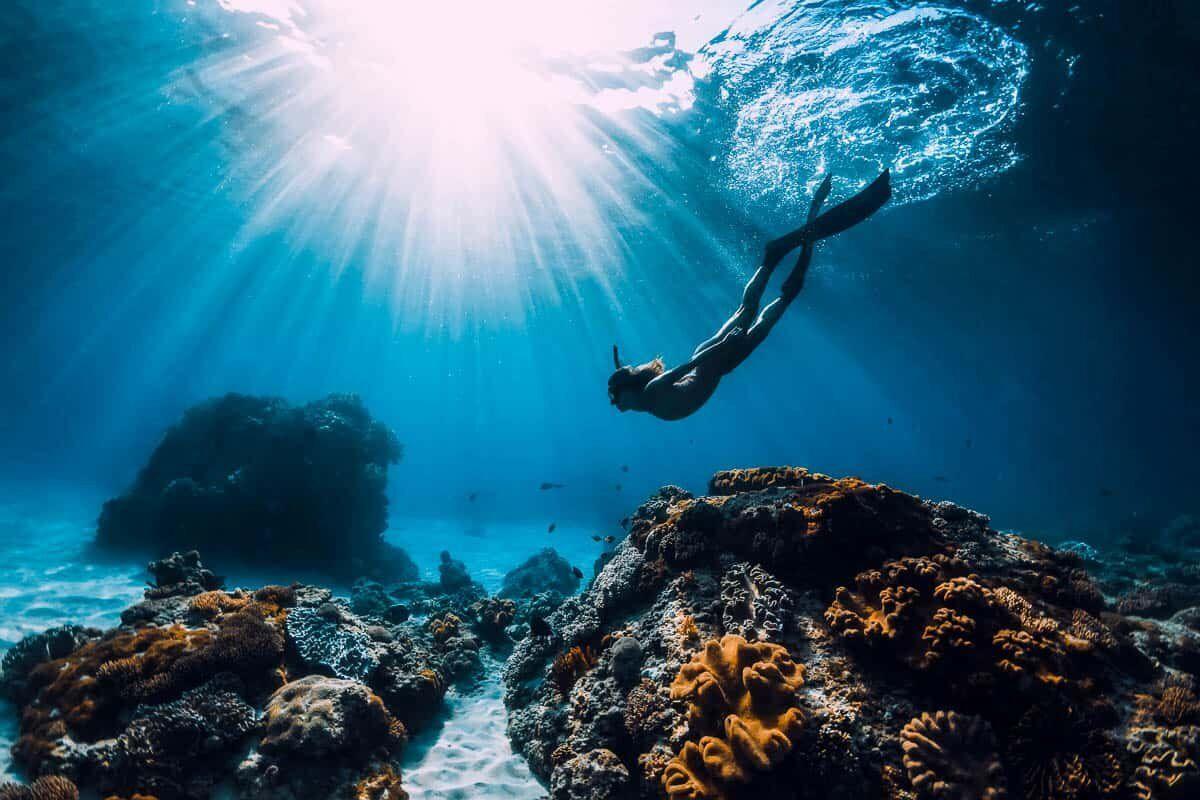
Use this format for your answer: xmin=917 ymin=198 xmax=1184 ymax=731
xmin=1 ymin=0 xmax=1199 ymax=796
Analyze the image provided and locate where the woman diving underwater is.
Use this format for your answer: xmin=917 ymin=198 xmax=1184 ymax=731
xmin=608 ymin=169 xmax=892 ymax=421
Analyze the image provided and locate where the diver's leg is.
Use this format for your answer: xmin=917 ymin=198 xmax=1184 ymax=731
xmin=762 ymin=170 xmax=889 ymax=269
xmin=692 ymin=264 xmax=773 ymax=357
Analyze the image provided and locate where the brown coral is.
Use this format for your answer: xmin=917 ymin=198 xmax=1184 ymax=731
xmin=13 ymin=606 xmax=285 ymax=774
xmin=900 ymin=711 xmax=1007 ymax=799
xmin=189 ymin=590 xmax=249 ymax=619
xmin=354 ymin=766 xmax=409 ymax=800
xmin=429 ymin=613 xmax=461 ymax=645
xmin=0 ymin=776 xmax=79 ymax=800
xmin=662 ymin=635 xmax=804 ymax=799
xmin=550 ymin=646 xmax=597 ymax=695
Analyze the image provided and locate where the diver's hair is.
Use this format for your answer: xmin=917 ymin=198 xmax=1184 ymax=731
xmin=608 ymin=357 xmax=665 ymax=399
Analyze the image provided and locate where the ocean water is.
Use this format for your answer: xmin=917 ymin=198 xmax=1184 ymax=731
xmin=1 ymin=0 xmax=1199 ymax=797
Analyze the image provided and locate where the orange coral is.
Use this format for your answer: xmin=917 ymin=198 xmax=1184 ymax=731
xmin=355 ymin=766 xmax=409 ymax=800
xmin=677 ymin=614 xmax=700 ymax=641
xmin=900 ymin=711 xmax=1007 ymax=799
xmin=189 ymin=590 xmax=250 ymax=619
xmin=662 ymin=635 xmax=804 ymax=799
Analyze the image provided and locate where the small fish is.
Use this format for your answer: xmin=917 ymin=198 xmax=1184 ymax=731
xmin=619 ymin=517 xmax=630 ymax=529
xmin=603 ymin=535 xmax=616 ymax=544
xmin=591 ymin=535 xmax=602 ymax=542
xmin=1100 ymin=487 xmax=1115 ymax=498
xmin=467 ymin=492 xmax=478 ymax=502
xmin=540 ymin=482 xmax=565 ymax=491
xmin=548 ymin=522 xmax=557 ymax=533
xmin=620 ymin=464 xmax=629 ymax=473
xmin=530 ymin=615 xmax=553 ymax=638
xmin=615 ymin=483 xmax=622 ymax=492
xmin=887 ymin=417 xmax=893 ymax=425
xmin=934 ymin=475 xmax=948 ymax=482
xmin=385 ymin=604 xmax=410 ymax=623
xmin=965 ymin=438 xmax=972 ymax=449
xmin=571 ymin=566 xmax=583 ymax=579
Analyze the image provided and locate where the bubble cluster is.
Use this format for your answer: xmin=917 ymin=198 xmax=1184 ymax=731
xmin=696 ymin=1 xmax=1029 ymax=207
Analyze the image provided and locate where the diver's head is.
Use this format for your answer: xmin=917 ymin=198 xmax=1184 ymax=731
xmin=607 ymin=349 xmax=664 ymax=412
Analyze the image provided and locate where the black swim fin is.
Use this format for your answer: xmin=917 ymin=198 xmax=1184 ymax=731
xmin=764 ymin=169 xmax=891 ymax=269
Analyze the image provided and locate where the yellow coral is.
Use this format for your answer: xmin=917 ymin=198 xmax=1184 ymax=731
xmin=662 ymin=635 xmax=804 ymax=799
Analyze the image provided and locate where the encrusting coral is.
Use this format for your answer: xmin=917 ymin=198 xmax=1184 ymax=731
xmin=661 ymin=635 xmax=804 ymax=799
xmin=1127 ymin=724 xmax=1200 ymax=799
xmin=900 ymin=711 xmax=1007 ymax=799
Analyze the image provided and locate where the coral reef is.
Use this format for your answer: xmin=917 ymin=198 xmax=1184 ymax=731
xmin=503 ymin=467 xmax=1200 ymax=800
xmin=0 ymin=551 xmax=445 ymax=800
xmin=94 ymin=394 xmax=414 ymax=581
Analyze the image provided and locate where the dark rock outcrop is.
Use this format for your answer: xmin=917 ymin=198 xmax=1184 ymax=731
xmin=500 ymin=548 xmax=580 ymax=600
xmin=95 ymin=393 xmax=415 ymax=582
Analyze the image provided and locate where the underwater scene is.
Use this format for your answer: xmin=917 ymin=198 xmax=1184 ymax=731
xmin=1 ymin=1 xmax=1199 ymax=798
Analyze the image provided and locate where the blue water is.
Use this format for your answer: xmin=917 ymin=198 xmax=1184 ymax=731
xmin=1 ymin=0 xmax=1199 ymax=791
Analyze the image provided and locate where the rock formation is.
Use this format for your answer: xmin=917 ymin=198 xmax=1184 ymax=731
xmin=94 ymin=394 xmax=415 ymax=581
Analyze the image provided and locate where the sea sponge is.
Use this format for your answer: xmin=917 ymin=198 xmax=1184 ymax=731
xmin=550 ymin=646 xmax=597 ymax=695
xmin=1127 ymin=725 xmax=1200 ymax=799
xmin=0 ymin=776 xmax=79 ymax=800
xmin=900 ymin=711 xmax=1007 ymax=799
xmin=662 ymin=635 xmax=805 ymax=799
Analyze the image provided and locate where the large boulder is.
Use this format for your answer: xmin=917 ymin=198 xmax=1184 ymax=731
xmin=500 ymin=548 xmax=580 ymax=600
xmin=95 ymin=393 xmax=416 ymax=581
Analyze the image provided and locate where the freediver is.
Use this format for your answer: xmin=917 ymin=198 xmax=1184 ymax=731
xmin=608 ymin=170 xmax=892 ymax=421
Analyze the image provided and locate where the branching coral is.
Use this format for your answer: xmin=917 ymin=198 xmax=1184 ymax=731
xmin=662 ymin=635 xmax=804 ymax=799
xmin=550 ymin=646 xmax=597 ymax=695
xmin=900 ymin=711 xmax=1007 ymax=799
